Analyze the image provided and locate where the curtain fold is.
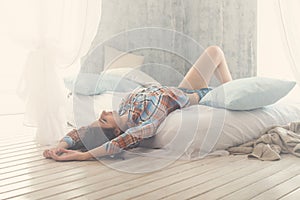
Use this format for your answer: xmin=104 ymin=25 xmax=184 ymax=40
xmin=17 ymin=0 xmax=102 ymax=145
xmin=277 ymin=0 xmax=300 ymax=83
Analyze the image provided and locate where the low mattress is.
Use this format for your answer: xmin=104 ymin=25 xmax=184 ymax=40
xmin=66 ymin=91 xmax=300 ymax=160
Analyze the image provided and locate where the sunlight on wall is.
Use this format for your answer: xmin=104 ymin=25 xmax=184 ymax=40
xmin=0 ymin=1 xmax=37 ymax=113
xmin=257 ymin=0 xmax=294 ymax=80
xmin=0 ymin=1 xmax=79 ymax=114
xmin=0 ymin=39 xmax=28 ymax=92
xmin=0 ymin=0 xmax=79 ymax=92
xmin=0 ymin=36 xmax=27 ymax=113
xmin=0 ymin=0 xmax=37 ymax=92
xmin=0 ymin=0 xmax=298 ymax=113
xmin=258 ymin=0 xmax=300 ymax=103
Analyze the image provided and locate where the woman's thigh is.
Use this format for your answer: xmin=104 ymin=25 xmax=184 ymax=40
xmin=178 ymin=46 xmax=224 ymax=89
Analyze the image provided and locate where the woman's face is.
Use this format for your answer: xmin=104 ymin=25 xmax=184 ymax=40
xmin=99 ymin=110 xmax=120 ymax=130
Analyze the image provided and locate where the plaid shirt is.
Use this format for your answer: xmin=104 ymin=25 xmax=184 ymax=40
xmin=103 ymin=84 xmax=190 ymax=154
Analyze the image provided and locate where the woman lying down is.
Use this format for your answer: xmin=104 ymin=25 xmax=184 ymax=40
xmin=43 ymin=46 xmax=232 ymax=161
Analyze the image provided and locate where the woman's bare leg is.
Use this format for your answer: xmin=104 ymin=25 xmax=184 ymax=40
xmin=178 ymin=46 xmax=232 ymax=90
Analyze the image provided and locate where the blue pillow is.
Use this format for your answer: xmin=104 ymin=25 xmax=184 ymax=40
xmin=64 ymin=73 xmax=141 ymax=95
xmin=200 ymin=77 xmax=296 ymax=110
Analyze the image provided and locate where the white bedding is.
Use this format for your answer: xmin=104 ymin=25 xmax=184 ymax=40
xmin=66 ymin=91 xmax=300 ymax=160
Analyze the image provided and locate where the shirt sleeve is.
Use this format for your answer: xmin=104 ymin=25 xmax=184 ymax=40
xmin=102 ymin=118 xmax=162 ymax=154
xmin=169 ymin=87 xmax=190 ymax=108
xmin=60 ymin=128 xmax=84 ymax=149
xmin=59 ymin=126 xmax=91 ymax=150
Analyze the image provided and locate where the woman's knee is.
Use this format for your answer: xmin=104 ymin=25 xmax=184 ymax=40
xmin=205 ymin=45 xmax=224 ymax=61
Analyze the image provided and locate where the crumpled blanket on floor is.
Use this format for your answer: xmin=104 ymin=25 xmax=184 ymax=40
xmin=227 ymin=121 xmax=300 ymax=161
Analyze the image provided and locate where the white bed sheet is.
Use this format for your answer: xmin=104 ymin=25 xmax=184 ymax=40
xmin=66 ymin=91 xmax=300 ymax=160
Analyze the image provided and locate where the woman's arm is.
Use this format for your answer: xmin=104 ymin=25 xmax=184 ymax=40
xmin=50 ymin=118 xmax=162 ymax=161
xmin=43 ymin=121 xmax=99 ymax=158
xmin=48 ymin=145 xmax=107 ymax=161
xmin=43 ymin=141 xmax=69 ymax=158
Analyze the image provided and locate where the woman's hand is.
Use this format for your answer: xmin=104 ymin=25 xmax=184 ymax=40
xmin=43 ymin=148 xmax=63 ymax=158
xmin=43 ymin=141 xmax=70 ymax=159
xmin=48 ymin=148 xmax=92 ymax=161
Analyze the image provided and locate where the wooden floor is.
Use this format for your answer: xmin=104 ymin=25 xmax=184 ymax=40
xmin=1 ymin=114 xmax=300 ymax=200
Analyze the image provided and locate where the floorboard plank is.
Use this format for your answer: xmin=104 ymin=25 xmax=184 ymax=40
xmin=135 ymin=157 xmax=274 ymax=200
xmin=83 ymin=156 xmax=246 ymax=200
xmin=219 ymin=160 xmax=300 ymax=200
xmin=2 ymin=114 xmax=300 ymax=200
xmin=279 ymin=188 xmax=300 ymax=200
xmin=1 ymin=162 xmax=114 ymax=199
xmin=0 ymin=156 xmax=46 ymax=170
xmin=0 ymin=142 xmax=37 ymax=151
xmin=182 ymin=156 xmax=299 ymax=200
xmin=0 ymin=147 xmax=44 ymax=159
xmin=0 ymin=161 xmax=94 ymax=190
xmin=252 ymin=174 xmax=300 ymax=200
xmin=0 ymin=159 xmax=57 ymax=175
xmin=69 ymin=157 xmax=233 ymax=200
xmin=0 ymin=149 xmax=46 ymax=164
xmin=42 ymin=157 xmax=192 ymax=200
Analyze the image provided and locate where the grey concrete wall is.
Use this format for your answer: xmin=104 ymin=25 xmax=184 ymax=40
xmin=81 ymin=0 xmax=257 ymax=86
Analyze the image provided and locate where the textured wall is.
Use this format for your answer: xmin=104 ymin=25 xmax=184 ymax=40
xmin=82 ymin=0 xmax=257 ymax=86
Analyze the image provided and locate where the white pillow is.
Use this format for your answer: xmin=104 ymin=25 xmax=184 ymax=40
xmin=102 ymin=67 xmax=158 ymax=85
xmin=104 ymin=46 xmax=145 ymax=69
xmin=64 ymin=68 xmax=158 ymax=95
xmin=138 ymin=103 xmax=300 ymax=160
xmin=66 ymin=89 xmax=300 ymax=160
xmin=200 ymin=77 xmax=296 ymax=110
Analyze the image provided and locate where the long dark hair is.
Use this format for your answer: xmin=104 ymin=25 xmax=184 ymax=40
xmin=73 ymin=126 xmax=124 ymax=151
xmin=102 ymin=127 xmax=124 ymax=140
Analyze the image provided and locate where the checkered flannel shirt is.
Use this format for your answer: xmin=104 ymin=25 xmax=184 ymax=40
xmin=103 ymin=84 xmax=190 ymax=154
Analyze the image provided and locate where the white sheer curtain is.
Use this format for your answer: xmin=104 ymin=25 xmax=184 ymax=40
xmin=258 ymin=0 xmax=300 ymax=103
xmin=16 ymin=0 xmax=102 ymax=145
xmin=276 ymin=0 xmax=300 ymax=83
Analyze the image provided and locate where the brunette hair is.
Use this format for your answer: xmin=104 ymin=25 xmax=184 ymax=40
xmin=101 ymin=127 xmax=124 ymax=140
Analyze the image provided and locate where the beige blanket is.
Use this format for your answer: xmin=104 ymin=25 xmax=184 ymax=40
xmin=227 ymin=122 xmax=300 ymax=161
